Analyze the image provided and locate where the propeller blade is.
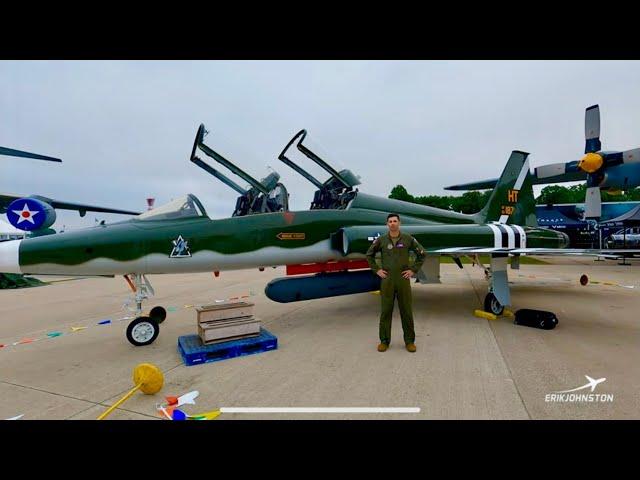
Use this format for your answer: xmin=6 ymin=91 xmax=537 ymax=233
xmin=621 ymin=147 xmax=640 ymax=164
xmin=584 ymin=186 xmax=602 ymax=218
xmin=534 ymin=162 xmax=568 ymax=179
xmin=585 ymin=104 xmax=601 ymax=153
xmin=0 ymin=146 xmax=62 ymax=162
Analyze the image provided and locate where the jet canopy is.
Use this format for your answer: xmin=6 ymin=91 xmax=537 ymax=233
xmin=137 ymin=194 xmax=207 ymax=221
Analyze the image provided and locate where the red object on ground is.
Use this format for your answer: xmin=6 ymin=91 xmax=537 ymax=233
xmin=165 ymin=396 xmax=178 ymax=406
xmin=213 ymin=271 xmax=220 ymax=277
xmin=286 ymin=260 xmax=370 ymax=276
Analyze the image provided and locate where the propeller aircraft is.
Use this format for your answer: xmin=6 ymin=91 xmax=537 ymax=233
xmin=445 ymin=104 xmax=640 ymax=218
xmin=1 ymin=145 xmax=140 ymax=235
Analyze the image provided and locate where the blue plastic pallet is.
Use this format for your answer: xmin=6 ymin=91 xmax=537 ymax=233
xmin=178 ymin=328 xmax=278 ymax=367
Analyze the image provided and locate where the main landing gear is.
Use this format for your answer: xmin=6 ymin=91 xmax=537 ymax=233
xmin=484 ymin=292 xmax=504 ymax=316
xmin=123 ymin=274 xmax=167 ymax=346
xmin=471 ymin=254 xmax=509 ymax=316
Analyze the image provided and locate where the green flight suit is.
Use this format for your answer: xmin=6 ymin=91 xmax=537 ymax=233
xmin=366 ymin=231 xmax=426 ymax=345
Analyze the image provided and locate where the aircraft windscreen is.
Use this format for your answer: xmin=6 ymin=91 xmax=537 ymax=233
xmin=137 ymin=194 xmax=206 ymax=221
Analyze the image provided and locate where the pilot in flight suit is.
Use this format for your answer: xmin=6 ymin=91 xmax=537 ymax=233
xmin=366 ymin=213 xmax=426 ymax=352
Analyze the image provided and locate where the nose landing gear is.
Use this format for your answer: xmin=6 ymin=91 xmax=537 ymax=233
xmin=123 ymin=274 xmax=167 ymax=346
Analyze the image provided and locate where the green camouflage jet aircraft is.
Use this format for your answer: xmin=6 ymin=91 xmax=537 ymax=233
xmin=0 ymin=130 xmax=633 ymax=346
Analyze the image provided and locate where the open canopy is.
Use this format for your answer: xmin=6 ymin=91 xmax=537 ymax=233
xmin=137 ymin=194 xmax=207 ymax=221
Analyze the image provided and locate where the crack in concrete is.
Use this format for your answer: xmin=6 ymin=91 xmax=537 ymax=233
xmin=464 ymin=267 xmax=532 ymax=419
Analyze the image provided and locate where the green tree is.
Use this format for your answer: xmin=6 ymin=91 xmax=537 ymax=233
xmin=389 ymin=185 xmax=414 ymax=202
xmin=455 ymin=191 xmax=487 ymax=214
xmin=393 ymin=184 xmax=640 ymax=211
xmin=389 ymin=186 xmax=492 ymax=214
xmin=626 ymin=187 xmax=640 ymax=201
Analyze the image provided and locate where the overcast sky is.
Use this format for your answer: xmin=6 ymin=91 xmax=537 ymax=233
xmin=2 ymin=60 xmax=640 ymax=229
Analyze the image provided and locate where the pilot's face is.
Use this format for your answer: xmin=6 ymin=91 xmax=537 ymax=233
xmin=387 ymin=216 xmax=400 ymax=232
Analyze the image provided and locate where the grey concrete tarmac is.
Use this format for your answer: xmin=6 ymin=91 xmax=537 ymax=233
xmin=0 ymin=259 xmax=637 ymax=420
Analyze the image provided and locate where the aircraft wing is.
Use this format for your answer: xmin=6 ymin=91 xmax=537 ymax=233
xmin=428 ymin=246 xmax=640 ymax=258
xmin=0 ymin=194 xmax=140 ymax=216
xmin=0 ymin=146 xmax=61 ymax=162
xmin=444 ymin=178 xmax=503 ymax=191
xmin=444 ymin=171 xmax=588 ymax=191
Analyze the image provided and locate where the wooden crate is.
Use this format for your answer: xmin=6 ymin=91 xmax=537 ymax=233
xmin=199 ymin=315 xmax=255 ymax=329
xmin=198 ymin=317 xmax=262 ymax=344
xmin=196 ymin=301 xmax=255 ymax=323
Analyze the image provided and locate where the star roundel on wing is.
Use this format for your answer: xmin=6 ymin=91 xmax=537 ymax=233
xmin=6 ymin=198 xmax=46 ymax=231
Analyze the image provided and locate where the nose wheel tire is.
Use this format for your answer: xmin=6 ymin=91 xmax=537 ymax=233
xmin=126 ymin=316 xmax=160 ymax=346
xmin=484 ymin=293 xmax=504 ymax=316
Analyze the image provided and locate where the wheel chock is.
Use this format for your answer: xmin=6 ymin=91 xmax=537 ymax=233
xmin=474 ymin=309 xmax=497 ymax=321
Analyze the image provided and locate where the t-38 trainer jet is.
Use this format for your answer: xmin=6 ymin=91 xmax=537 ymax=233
xmin=0 ymin=128 xmax=632 ymax=346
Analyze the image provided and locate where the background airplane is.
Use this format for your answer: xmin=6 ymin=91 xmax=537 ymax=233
xmin=445 ymin=105 xmax=640 ymax=218
xmin=1 ymin=145 xmax=140 ymax=235
xmin=1 ymin=127 xmax=635 ymax=347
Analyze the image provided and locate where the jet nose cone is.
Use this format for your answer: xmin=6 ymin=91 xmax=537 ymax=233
xmin=0 ymin=240 xmax=22 ymax=273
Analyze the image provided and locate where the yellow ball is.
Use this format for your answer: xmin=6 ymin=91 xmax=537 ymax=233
xmin=133 ymin=363 xmax=164 ymax=395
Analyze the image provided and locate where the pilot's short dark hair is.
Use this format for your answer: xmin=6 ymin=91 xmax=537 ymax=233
xmin=387 ymin=213 xmax=400 ymax=221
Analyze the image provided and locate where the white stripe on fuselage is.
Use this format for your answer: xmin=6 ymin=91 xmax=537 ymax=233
xmin=19 ymin=240 xmax=343 ymax=276
xmin=487 ymin=224 xmax=502 ymax=248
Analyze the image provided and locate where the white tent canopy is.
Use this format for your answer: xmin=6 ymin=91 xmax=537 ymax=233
xmin=0 ymin=218 xmax=23 ymax=237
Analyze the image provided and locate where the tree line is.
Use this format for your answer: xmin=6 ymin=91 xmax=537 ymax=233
xmin=388 ymin=184 xmax=640 ymax=215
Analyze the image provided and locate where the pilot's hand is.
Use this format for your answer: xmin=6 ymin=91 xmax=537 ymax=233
xmin=402 ymin=270 xmax=414 ymax=279
xmin=376 ymin=269 xmax=388 ymax=279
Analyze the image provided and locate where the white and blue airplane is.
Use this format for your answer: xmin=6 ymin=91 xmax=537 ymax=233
xmin=1 ymin=144 xmax=139 ymax=236
xmin=554 ymin=375 xmax=606 ymax=394
xmin=446 ymin=105 xmax=640 ymax=219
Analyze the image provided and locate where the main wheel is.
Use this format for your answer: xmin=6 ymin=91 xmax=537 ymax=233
xmin=484 ymin=293 xmax=504 ymax=316
xmin=149 ymin=306 xmax=167 ymax=324
xmin=126 ymin=316 xmax=159 ymax=346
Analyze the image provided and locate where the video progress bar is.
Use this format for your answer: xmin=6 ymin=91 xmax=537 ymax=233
xmin=220 ymin=408 xmax=421 ymax=414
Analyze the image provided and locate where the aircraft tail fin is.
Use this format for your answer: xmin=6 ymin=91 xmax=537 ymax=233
xmin=474 ymin=150 xmax=538 ymax=227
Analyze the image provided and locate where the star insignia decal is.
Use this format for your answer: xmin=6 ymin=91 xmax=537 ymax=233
xmin=11 ymin=203 xmax=40 ymax=225
xmin=170 ymin=235 xmax=192 ymax=258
